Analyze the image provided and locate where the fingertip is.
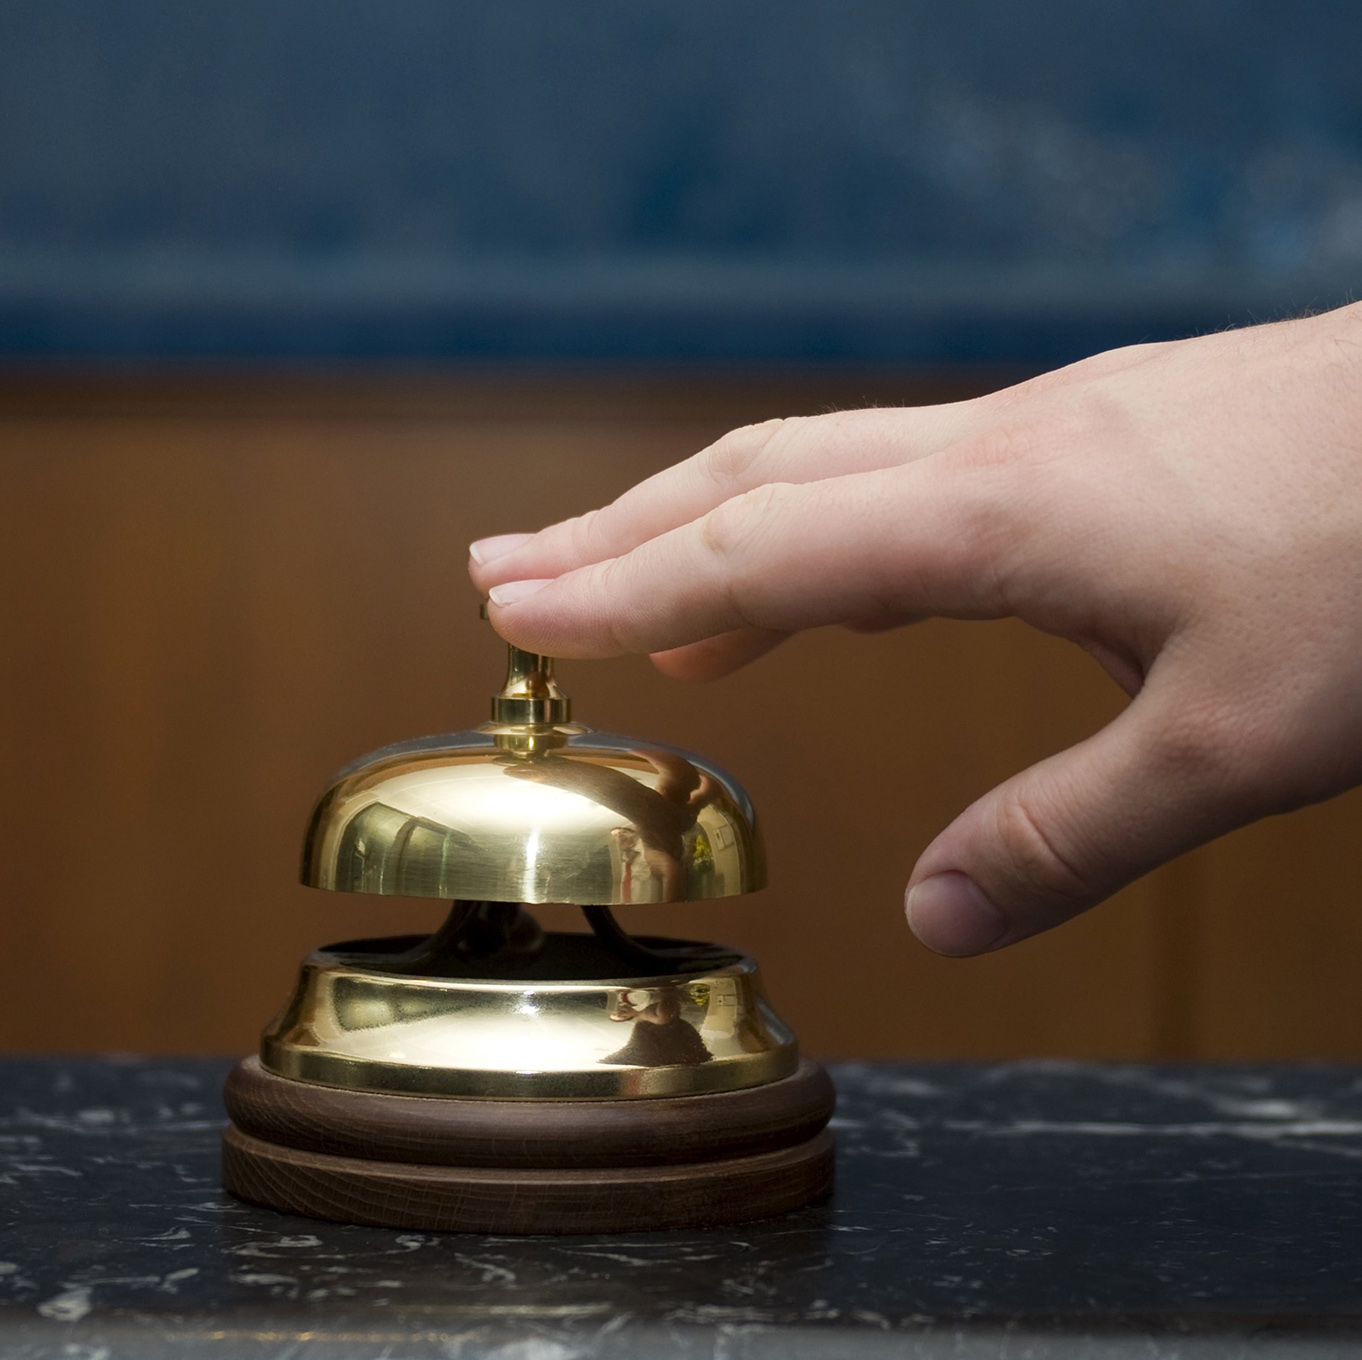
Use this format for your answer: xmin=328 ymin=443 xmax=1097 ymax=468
xmin=481 ymin=574 xmax=618 ymax=659
xmin=469 ymin=532 xmax=536 ymax=566
xmin=905 ymin=872 xmax=1010 ymax=957
xmin=486 ymin=578 xmax=552 ymax=607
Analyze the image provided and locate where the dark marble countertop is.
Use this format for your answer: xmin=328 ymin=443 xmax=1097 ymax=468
xmin=3 ymin=1057 xmax=1362 ymax=1357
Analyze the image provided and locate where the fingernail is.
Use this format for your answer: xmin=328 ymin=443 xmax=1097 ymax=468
xmin=905 ymin=872 xmax=1009 ymax=956
xmin=469 ymin=532 xmax=535 ymax=566
xmin=487 ymin=579 xmax=551 ymax=607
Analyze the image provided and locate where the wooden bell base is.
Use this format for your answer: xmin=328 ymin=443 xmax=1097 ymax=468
xmin=222 ymin=1057 xmax=836 ymax=1234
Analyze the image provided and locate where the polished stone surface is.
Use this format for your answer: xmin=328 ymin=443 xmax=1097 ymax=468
xmin=3 ymin=1058 xmax=1362 ymax=1356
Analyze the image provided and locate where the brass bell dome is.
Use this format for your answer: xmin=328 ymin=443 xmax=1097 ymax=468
xmin=263 ymin=634 xmax=791 ymax=1105
xmin=301 ymin=643 xmax=766 ymax=906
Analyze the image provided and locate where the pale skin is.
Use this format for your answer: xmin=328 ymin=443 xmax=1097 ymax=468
xmin=468 ymin=302 xmax=1362 ymax=958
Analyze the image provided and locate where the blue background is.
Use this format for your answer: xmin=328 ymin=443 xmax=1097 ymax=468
xmin=3 ymin=0 xmax=1361 ymax=362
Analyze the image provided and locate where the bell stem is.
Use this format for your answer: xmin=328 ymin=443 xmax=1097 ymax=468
xmin=491 ymin=642 xmax=571 ymax=726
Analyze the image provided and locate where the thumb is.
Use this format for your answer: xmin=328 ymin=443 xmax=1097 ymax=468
xmin=905 ymin=682 xmax=1241 ymax=955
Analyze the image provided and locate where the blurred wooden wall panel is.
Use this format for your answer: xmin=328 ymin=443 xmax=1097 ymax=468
xmin=0 ymin=373 xmax=1354 ymax=1059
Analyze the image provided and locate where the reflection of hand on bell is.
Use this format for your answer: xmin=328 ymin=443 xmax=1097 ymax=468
xmin=640 ymin=749 xmax=718 ymax=814
xmin=603 ymin=984 xmax=712 ymax=1068
xmin=609 ymin=986 xmax=682 ymax=1026
xmin=502 ymin=745 xmax=721 ymax=904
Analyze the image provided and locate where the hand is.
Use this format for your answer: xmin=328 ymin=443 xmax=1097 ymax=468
xmin=469 ymin=304 xmax=1362 ymax=958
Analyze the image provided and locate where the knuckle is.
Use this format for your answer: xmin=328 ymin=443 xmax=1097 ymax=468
xmin=955 ymin=390 xmax=1124 ymax=472
xmin=995 ymin=342 xmax=1163 ymax=405
xmin=991 ymin=786 xmax=1093 ymax=904
xmin=699 ymin=483 xmax=792 ymax=565
xmin=935 ymin=393 xmax=1131 ymax=606
xmin=952 ymin=421 xmax=1033 ymax=472
xmin=1060 ymin=389 xmax=1133 ymax=454
xmin=567 ymin=507 xmax=603 ymax=558
xmin=939 ymin=425 xmax=1047 ymax=570
xmin=912 ymin=472 xmax=1017 ymax=609
xmin=584 ymin=556 xmax=632 ymax=652
xmin=699 ymin=417 xmax=802 ymax=489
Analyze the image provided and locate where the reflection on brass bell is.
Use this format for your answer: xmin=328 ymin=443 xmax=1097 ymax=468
xmin=221 ymin=634 xmax=834 ymax=1234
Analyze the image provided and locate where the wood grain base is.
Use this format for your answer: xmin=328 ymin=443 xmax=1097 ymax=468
xmin=224 ymin=1055 xmax=835 ymax=1167
xmin=223 ymin=1123 xmax=834 ymax=1234
xmin=221 ymin=1058 xmax=836 ymax=1233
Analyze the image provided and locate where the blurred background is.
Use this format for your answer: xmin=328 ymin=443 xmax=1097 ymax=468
xmin=2 ymin=0 xmax=1361 ymax=1061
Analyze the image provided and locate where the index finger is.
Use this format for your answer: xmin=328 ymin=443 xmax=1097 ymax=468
xmin=485 ymin=457 xmax=1024 ymax=659
xmin=469 ymin=402 xmax=986 ymax=595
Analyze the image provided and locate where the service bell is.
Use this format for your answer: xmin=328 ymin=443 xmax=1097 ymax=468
xmin=221 ymin=635 xmax=834 ymax=1233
